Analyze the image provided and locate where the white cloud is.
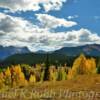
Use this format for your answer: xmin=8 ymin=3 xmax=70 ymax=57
xmin=0 ymin=0 xmax=67 ymax=12
xmin=36 ymin=14 xmax=77 ymax=29
xmin=0 ymin=12 xmax=100 ymax=51
xmin=67 ymin=15 xmax=79 ymax=19
xmin=42 ymin=0 xmax=66 ymax=12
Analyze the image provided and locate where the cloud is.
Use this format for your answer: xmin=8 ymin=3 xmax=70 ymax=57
xmin=0 ymin=0 xmax=67 ymax=12
xmin=0 ymin=12 xmax=100 ymax=51
xmin=0 ymin=12 xmax=36 ymax=37
xmin=36 ymin=14 xmax=77 ymax=29
xmin=67 ymin=15 xmax=79 ymax=20
xmin=42 ymin=0 xmax=67 ymax=12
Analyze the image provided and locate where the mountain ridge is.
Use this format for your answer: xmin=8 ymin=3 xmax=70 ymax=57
xmin=0 ymin=46 xmax=30 ymax=59
xmin=54 ymin=44 xmax=100 ymax=56
xmin=0 ymin=44 xmax=100 ymax=60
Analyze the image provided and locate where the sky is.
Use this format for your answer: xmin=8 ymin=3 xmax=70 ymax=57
xmin=0 ymin=0 xmax=100 ymax=51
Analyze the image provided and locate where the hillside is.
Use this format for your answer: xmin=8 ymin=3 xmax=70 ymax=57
xmin=1 ymin=44 xmax=100 ymax=65
xmin=0 ymin=46 xmax=30 ymax=59
xmin=2 ymin=53 xmax=71 ymax=66
xmin=0 ymin=75 xmax=100 ymax=100
xmin=54 ymin=44 xmax=100 ymax=56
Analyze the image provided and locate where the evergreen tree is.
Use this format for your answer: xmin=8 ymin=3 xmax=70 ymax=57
xmin=44 ymin=53 xmax=50 ymax=81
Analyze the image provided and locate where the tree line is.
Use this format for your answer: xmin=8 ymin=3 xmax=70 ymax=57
xmin=0 ymin=54 xmax=100 ymax=89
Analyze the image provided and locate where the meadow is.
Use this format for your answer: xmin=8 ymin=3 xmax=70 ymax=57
xmin=0 ymin=54 xmax=100 ymax=100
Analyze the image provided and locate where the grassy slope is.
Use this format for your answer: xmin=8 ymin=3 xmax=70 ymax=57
xmin=0 ymin=74 xmax=100 ymax=100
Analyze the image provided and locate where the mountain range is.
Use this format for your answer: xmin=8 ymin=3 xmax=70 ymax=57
xmin=54 ymin=44 xmax=100 ymax=56
xmin=0 ymin=44 xmax=100 ymax=60
xmin=0 ymin=46 xmax=30 ymax=59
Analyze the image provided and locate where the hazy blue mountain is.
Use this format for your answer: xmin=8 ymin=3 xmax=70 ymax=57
xmin=0 ymin=44 xmax=100 ymax=60
xmin=1 ymin=44 xmax=100 ymax=66
xmin=36 ymin=50 xmax=47 ymax=54
xmin=54 ymin=44 xmax=100 ymax=56
xmin=0 ymin=46 xmax=30 ymax=59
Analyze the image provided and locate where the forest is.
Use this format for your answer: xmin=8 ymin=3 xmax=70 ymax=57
xmin=0 ymin=54 xmax=100 ymax=89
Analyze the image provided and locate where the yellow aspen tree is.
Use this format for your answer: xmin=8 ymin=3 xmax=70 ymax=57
xmin=68 ymin=54 xmax=87 ymax=79
xmin=72 ymin=54 xmax=87 ymax=74
xmin=86 ymin=58 xmax=96 ymax=74
xmin=11 ymin=65 xmax=27 ymax=87
xmin=50 ymin=70 xmax=57 ymax=81
xmin=49 ymin=66 xmax=57 ymax=81
xmin=49 ymin=68 xmax=54 ymax=81
xmin=5 ymin=67 xmax=11 ymax=77
xmin=40 ymin=70 xmax=45 ymax=82
xmin=90 ymin=58 xmax=96 ymax=74
xmin=85 ymin=59 xmax=91 ymax=74
xmin=11 ymin=72 xmax=17 ymax=87
xmin=68 ymin=69 xmax=76 ymax=79
xmin=61 ymin=67 xmax=67 ymax=80
xmin=18 ymin=72 xmax=26 ymax=86
xmin=0 ymin=72 xmax=5 ymax=88
xmin=14 ymin=65 xmax=22 ymax=74
xmin=4 ymin=67 xmax=12 ymax=86
xmin=29 ymin=74 xmax=36 ymax=83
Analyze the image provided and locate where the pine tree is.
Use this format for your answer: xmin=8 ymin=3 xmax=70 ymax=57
xmin=44 ymin=53 xmax=50 ymax=81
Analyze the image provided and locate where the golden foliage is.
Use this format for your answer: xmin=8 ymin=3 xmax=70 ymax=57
xmin=18 ymin=72 xmax=27 ymax=86
xmin=0 ymin=54 xmax=97 ymax=88
xmin=29 ymin=74 xmax=36 ymax=83
xmin=14 ymin=65 xmax=22 ymax=74
xmin=0 ymin=72 xmax=5 ymax=88
xmin=5 ymin=67 xmax=11 ymax=77
xmin=85 ymin=58 xmax=96 ymax=74
xmin=68 ymin=54 xmax=97 ymax=79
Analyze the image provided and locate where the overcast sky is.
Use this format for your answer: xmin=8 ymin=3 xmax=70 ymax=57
xmin=0 ymin=0 xmax=100 ymax=51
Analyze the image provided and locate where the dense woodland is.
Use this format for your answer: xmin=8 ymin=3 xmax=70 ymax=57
xmin=1 ymin=52 xmax=100 ymax=67
xmin=0 ymin=54 xmax=100 ymax=89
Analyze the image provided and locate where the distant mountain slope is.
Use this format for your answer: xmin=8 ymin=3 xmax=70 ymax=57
xmin=54 ymin=44 xmax=100 ymax=56
xmin=2 ymin=53 xmax=69 ymax=66
xmin=1 ymin=44 xmax=100 ymax=65
xmin=0 ymin=44 xmax=100 ymax=63
xmin=0 ymin=46 xmax=30 ymax=59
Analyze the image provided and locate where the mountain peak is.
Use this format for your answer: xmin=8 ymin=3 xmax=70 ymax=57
xmin=0 ymin=46 xmax=30 ymax=59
